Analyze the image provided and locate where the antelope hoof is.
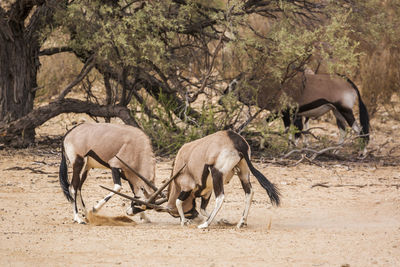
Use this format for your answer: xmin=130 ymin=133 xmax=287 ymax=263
xmin=236 ymin=220 xmax=247 ymax=229
xmin=126 ymin=207 xmax=133 ymax=216
xmin=197 ymin=222 xmax=209 ymax=229
xmin=358 ymin=147 xmax=368 ymax=158
xmin=139 ymin=212 xmax=151 ymax=223
xmin=180 ymin=219 xmax=190 ymax=227
xmin=74 ymin=215 xmax=86 ymax=224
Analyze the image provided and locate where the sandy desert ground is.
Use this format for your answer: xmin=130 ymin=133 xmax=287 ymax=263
xmin=0 ymin=110 xmax=399 ymax=267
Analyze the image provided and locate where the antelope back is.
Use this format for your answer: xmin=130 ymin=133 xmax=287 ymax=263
xmin=288 ymin=74 xmax=357 ymax=108
xmin=64 ymin=122 xmax=156 ymax=188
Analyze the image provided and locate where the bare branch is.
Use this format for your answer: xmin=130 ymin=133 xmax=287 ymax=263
xmin=39 ymin=46 xmax=73 ymax=56
xmin=187 ymin=31 xmax=225 ymax=103
xmin=236 ymin=109 xmax=262 ymax=133
xmin=282 ymin=145 xmax=343 ymax=159
xmin=56 ymin=55 xmax=95 ymax=101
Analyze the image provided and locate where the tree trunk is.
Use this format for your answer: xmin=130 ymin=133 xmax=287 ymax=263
xmin=0 ymin=4 xmax=41 ymax=146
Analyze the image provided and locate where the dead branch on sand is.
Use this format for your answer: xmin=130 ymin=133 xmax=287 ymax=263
xmin=311 ymin=182 xmax=400 ymax=189
xmin=4 ymin=166 xmax=49 ymax=174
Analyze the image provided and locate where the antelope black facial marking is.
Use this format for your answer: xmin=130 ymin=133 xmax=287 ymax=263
xmin=130 ymin=206 xmax=145 ymax=214
xmin=85 ymin=150 xmax=110 ymax=168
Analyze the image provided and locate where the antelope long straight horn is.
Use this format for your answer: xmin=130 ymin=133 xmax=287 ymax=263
xmin=147 ymin=164 xmax=186 ymax=203
xmin=99 ymin=185 xmax=170 ymax=212
xmin=115 ymin=155 xmax=160 ymax=193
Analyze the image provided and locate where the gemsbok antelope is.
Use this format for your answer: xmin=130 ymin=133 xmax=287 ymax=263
xmin=224 ymin=72 xmax=370 ymax=152
xmin=280 ymin=73 xmax=370 ymax=148
xmin=165 ymin=130 xmax=280 ymax=229
xmin=59 ymin=122 xmax=157 ymax=224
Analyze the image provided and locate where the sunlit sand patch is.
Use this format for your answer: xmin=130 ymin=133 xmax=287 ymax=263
xmin=86 ymin=211 xmax=137 ymax=226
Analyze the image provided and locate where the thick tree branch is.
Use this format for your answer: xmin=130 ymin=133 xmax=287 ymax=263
xmin=0 ymin=99 xmax=139 ymax=146
xmin=39 ymin=46 xmax=73 ymax=56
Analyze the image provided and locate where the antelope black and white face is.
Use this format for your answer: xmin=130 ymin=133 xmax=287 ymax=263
xmin=127 ymin=202 xmax=146 ymax=215
xmin=168 ymin=194 xmax=199 ymax=219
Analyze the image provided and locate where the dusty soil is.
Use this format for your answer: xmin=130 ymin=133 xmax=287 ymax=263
xmin=1 ymin=111 xmax=400 ymax=266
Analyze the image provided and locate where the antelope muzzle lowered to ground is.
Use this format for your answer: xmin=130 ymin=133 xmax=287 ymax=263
xmin=101 ymin=157 xmax=186 ymax=215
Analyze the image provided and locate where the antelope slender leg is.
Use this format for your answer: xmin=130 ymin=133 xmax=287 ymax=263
xmin=92 ymin=168 xmax=121 ymax=213
xmin=293 ymin=115 xmax=304 ymax=145
xmin=200 ymin=193 xmax=211 ymax=218
xmin=333 ymin=109 xmax=349 ymax=144
xmin=71 ymin=156 xmax=85 ymax=224
xmin=335 ymin=117 xmax=347 ymax=144
xmin=77 ymin=170 xmax=88 ymax=217
xmin=198 ymin=167 xmax=225 ymax=229
xmin=176 ymin=191 xmax=192 ymax=226
xmin=303 ymin=117 xmax=309 ymax=146
xmin=236 ymin=159 xmax=254 ymax=228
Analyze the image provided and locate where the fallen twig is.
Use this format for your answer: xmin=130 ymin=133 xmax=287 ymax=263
xmin=4 ymin=166 xmax=49 ymax=174
xmin=282 ymin=145 xmax=343 ymax=159
xmin=311 ymin=183 xmax=400 ymax=189
xmin=311 ymin=182 xmax=330 ymax=188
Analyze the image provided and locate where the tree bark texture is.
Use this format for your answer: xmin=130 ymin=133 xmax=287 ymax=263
xmin=0 ymin=15 xmax=38 ymax=143
xmin=0 ymin=0 xmax=56 ymax=145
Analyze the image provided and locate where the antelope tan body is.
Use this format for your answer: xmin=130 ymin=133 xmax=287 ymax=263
xmin=59 ymin=122 xmax=156 ymax=224
xmin=282 ymin=73 xmax=370 ymax=148
xmin=167 ymin=130 xmax=280 ymax=229
xmin=289 ymin=74 xmax=357 ymax=117
xmin=228 ymin=72 xmax=370 ymax=149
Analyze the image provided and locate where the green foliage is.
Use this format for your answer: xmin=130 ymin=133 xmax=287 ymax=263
xmin=133 ymin=88 xmax=252 ymax=155
xmin=33 ymin=0 xmax=400 ymax=154
xmin=219 ymin=2 xmax=362 ymax=113
xmin=347 ymin=0 xmax=400 ymax=117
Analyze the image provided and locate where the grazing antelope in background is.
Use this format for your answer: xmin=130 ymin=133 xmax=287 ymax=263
xmin=59 ymin=123 xmax=157 ymax=224
xmin=165 ymin=130 xmax=280 ymax=229
xmin=280 ymin=73 xmax=370 ymax=149
xmin=223 ymin=72 xmax=370 ymax=153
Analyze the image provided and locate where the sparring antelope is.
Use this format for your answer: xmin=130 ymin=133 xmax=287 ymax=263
xmin=59 ymin=122 xmax=159 ymax=224
xmin=224 ymin=72 xmax=370 ymax=152
xmin=165 ymin=130 xmax=280 ymax=229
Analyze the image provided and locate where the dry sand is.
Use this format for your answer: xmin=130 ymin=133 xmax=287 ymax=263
xmin=0 ymin=112 xmax=399 ymax=267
